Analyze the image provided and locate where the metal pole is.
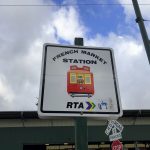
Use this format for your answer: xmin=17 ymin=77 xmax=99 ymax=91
xmin=74 ymin=37 xmax=88 ymax=150
xmin=132 ymin=0 xmax=150 ymax=64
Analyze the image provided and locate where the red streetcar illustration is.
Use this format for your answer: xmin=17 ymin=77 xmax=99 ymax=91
xmin=67 ymin=65 xmax=94 ymax=97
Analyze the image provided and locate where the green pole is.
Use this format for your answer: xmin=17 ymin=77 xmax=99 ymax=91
xmin=132 ymin=0 xmax=150 ymax=64
xmin=74 ymin=37 xmax=88 ymax=150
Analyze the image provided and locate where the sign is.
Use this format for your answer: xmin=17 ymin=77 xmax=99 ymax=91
xmin=111 ymin=120 xmax=124 ymax=132
xmin=111 ymin=140 xmax=123 ymax=150
xmin=38 ymin=44 xmax=122 ymax=118
xmin=105 ymin=121 xmax=114 ymax=135
xmin=109 ymin=132 xmax=122 ymax=141
xmin=105 ymin=120 xmax=124 ymax=141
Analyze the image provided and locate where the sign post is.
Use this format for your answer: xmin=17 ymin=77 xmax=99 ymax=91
xmin=74 ymin=38 xmax=88 ymax=150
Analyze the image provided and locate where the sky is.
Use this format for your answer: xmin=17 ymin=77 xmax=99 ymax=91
xmin=0 ymin=0 xmax=150 ymax=111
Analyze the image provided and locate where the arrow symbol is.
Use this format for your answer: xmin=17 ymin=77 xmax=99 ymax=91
xmin=86 ymin=100 xmax=96 ymax=111
xmin=86 ymin=101 xmax=92 ymax=110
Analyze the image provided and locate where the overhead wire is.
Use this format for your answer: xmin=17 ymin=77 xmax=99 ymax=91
xmin=0 ymin=3 xmax=150 ymax=7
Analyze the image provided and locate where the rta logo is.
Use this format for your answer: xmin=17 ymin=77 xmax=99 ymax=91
xmin=66 ymin=102 xmax=84 ymax=109
xmin=66 ymin=100 xmax=96 ymax=111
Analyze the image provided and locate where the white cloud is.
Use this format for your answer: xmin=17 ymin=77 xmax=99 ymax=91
xmin=0 ymin=0 xmax=56 ymax=111
xmin=52 ymin=6 xmax=86 ymax=43
xmin=0 ymin=74 xmax=14 ymax=102
xmin=0 ymin=0 xmax=87 ymax=111
xmin=0 ymin=74 xmax=15 ymax=110
xmin=85 ymin=33 xmax=150 ymax=109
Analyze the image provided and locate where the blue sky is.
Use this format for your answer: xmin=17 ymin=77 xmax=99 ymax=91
xmin=78 ymin=2 xmax=126 ymax=37
xmin=52 ymin=0 xmax=138 ymax=37
xmin=0 ymin=0 xmax=150 ymax=111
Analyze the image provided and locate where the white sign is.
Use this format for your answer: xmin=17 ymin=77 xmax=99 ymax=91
xmin=111 ymin=120 xmax=124 ymax=132
xmin=38 ymin=44 xmax=122 ymax=118
xmin=105 ymin=122 xmax=114 ymax=135
xmin=109 ymin=132 xmax=122 ymax=141
xmin=105 ymin=120 xmax=124 ymax=141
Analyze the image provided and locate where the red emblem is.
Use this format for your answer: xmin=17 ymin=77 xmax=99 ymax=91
xmin=67 ymin=65 xmax=94 ymax=97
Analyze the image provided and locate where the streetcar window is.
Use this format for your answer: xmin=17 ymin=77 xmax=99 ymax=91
xmin=78 ymin=76 xmax=82 ymax=79
xmin=70 ymin=73 xmax=76 ymax=83
xmin=77 ymin=74 xmax=84 ymax=84
xmin=85 ymin=74 xmax=91 ymax=84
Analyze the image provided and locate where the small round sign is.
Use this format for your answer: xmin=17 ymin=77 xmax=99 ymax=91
xmin=111 ymin=140 xmax=123 ymax=150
